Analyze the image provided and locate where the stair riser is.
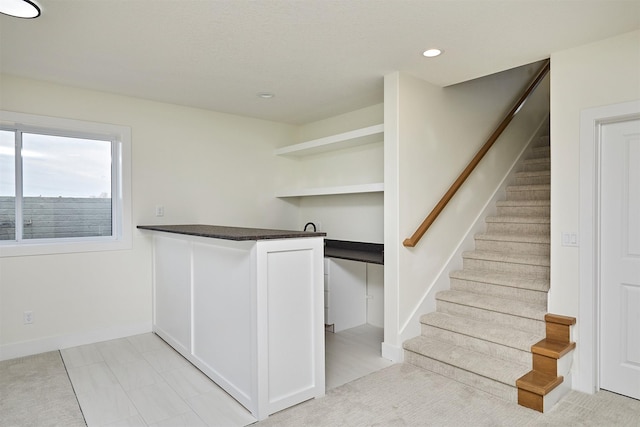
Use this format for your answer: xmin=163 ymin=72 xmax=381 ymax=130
xmin=420 ymin=325 xmax=533 ymax=365
xmin=515 ymin=175 xmax=551 ymax=185
xmin=529 ymin=147 xmax=550 ymax=159
xmin=474 ymin=239 xmax=550 ymax=256
xmin=506 ymin=189 xmax=550 ymax=201
xmin=521 ymin=160 xmax=550 ymax=172
xmin=449 ymin=278 xmax=548 ymax=306
xmin=404 ymin=350 xmax=518 ymax=402
xmin=486 ymin=222 xmax=550 ymax=235
xmin=436 ymin=300 xmax=546 ymax=335
xmin=496 ymin=206 xmax=550 ymax=217
xmin=462 ymin=258 xmax=549 ymax=278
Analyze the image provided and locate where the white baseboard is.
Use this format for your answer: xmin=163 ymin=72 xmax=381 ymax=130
xmin=381 ymin=341 xmax=404 ymax=362
xmin=0 ymin=321 xmax=152 ymax=361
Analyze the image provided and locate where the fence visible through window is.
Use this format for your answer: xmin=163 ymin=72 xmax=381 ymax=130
xmin=0 ymin=129 xmax=113 ymax=241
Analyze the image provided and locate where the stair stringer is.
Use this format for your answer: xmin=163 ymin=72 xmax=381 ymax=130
xmin=396 ymin=116 xmax=551 ymax=351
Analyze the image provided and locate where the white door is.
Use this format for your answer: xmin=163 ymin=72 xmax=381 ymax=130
xmin=600 ymin=118 xmax=640 ymax=400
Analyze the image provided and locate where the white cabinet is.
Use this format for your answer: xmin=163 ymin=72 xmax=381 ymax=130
xmin=327 ymin=258 xmax=367 ymax=332
xmin=324 ymin=258 xmax=384 ymax=332
xmin=274 ymin=124 xmax=384 ymax=198
xmin=150 ymin=232 xmax=325 ymax=421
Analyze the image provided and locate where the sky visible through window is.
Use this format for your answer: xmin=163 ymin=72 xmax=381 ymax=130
xmin=0 ymin=130 xmax=111 ymax=198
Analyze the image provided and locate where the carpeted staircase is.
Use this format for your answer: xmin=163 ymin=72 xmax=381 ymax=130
xmin=403 ymin=134 xmax=551 ymax=403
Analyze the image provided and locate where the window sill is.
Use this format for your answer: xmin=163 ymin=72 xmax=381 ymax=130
xmin=0 ymin=236 xmax=132 ymax=257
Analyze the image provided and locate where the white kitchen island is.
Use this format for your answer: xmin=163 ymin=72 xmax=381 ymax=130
xmin=138 ymin=224 xmax=326 ymax=421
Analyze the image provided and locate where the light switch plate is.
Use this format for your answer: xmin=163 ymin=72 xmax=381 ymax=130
xmin=561 ymin=232 xmax=578 ymax=247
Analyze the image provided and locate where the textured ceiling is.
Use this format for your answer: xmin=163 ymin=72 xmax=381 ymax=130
xmin=1 ymin=0 xmax=639 ymax=124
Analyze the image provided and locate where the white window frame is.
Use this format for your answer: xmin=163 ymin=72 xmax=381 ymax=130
xmin=0 ymin=110 xmax=132 ymax=257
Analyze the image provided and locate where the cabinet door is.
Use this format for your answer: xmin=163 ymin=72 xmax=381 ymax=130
xmin=329 ymin=259 xmax=367 ymax=332
xmin=153 ymin=235 xmax=191 ymax=354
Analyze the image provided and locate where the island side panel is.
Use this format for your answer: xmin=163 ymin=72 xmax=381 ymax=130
xmin=191 ymin=239 xmax=256 ymax=410
xmin=256 ymin=237 xmax=325 ymax=418
xmin=153 ymin=235 xmax=192 ymax=354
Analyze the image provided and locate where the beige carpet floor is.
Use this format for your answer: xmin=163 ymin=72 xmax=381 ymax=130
xmin=257 ymin=363 xmax=640 ymax=426
xmin=0 ymin=351 xmax=86 ymax=427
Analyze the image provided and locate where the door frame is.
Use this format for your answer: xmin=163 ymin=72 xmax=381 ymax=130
xmin=578 ymin=99 xmax=640 ymax=394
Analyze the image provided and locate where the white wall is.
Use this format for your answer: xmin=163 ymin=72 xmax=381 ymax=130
xmin=383 ymin=62 xmax=550 ymax=360
xmin=549 ymin=30 xmax=640 ymax=392
xmin=297 ymin=193 xmax=383 ymax=242
xmin=280 ymin=104 xmax=384 ymax=242
xmin=0 ymin=75 xmax=298 ymax=359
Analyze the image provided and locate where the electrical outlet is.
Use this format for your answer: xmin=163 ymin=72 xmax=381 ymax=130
xmin=155 ymin=205 xmax=165 ymax=217
xmin=23 ymin=311 xmax=33 ymax=324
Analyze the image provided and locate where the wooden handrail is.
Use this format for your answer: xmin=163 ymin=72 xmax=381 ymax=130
xmin=403 ymin=59 xmax=550 ymax=248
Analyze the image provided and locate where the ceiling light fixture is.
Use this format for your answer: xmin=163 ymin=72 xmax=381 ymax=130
xmin=423 ymin=48 xmax=443 ymax=58
xmin=257 ymin=92 xmax=275 ymax=99
xmin=0 ymin=0 xmax=41 ymax=18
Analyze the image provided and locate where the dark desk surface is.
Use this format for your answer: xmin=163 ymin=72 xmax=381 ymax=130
xmin=137 ymin=224 xmax=326 ymax=241
xmin=324 ymin=239 xmax=384 ymax=265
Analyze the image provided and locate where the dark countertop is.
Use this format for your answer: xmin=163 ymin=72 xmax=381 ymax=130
xmin=324 ymin=239 xmax=384 ymax=265
xmin=137 ymin=224 xmax=326 ymax=241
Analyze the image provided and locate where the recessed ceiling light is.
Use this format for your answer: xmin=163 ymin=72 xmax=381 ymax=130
xmin=257 ymin=92 xmax=275 ymax=99
xmin=423 ymin=48 xmax=443 ymax=58
xmin=0 ymin=0 xmax=41 ymax=18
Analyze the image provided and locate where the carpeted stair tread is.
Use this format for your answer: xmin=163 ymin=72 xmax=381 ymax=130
xmin=475 ymin=233 xmax=550 ymax=244
xmin=520 ymin=158 xmax=550 ymax=172
xmin=450 ymin=269 xmax=549 ymax=292
xmin=495 ymin=200 xmax=550 ymax=217
xmin=516 ymin=170 xmax=550 ymax=178
xmin=522 ymin=158 xmax=550 ymax=165
xmin=532 ymin=145 xmax=550 ymax=152
xmin=485 ymin=216 xmax=550 ymax=224
xmin=496 ymin=200 xmax=550 ymax=207
xmin=533 ymin=135 xmax=550 ymax=146
xmin=473 ymin=233 xmax=550 ymax=256
xmin=462 ymin=250 xmax=550 ymax=267
xmin=515 ymin=175 xmax=550 ymax=186
xmin=420 ymin=312 xmax=544 ymax=352
xmin=403 ymin=335 xmax=530 ymax=386
xmin=506 ymin=184 xmax=550 ymax=192
xmin=436 ymin=290 xmax=547 ymax=321
xmin=515 ymin=170 xmax=551 ymax=184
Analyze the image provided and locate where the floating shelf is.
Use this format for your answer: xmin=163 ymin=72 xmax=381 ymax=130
xmin=276 ymin=183 xmax=384 ymax=198
xmin=274 ymin=124 xmax=383 ymax=157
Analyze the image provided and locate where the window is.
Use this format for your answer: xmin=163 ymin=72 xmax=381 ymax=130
xmin=0 ymin=111 xmax=131 ymax=256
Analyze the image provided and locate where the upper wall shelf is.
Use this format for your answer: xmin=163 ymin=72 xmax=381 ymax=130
xmin=275 ymin=183 xmax=384 ymax=198
xmin=274 ymin=124 xmax=384 ymax=157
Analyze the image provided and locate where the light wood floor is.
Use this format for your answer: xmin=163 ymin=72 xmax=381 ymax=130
xmin=60 ymin=324 xmax=391 ymax=426
xmin=325 ymin=324 xmax=393 ymax=389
